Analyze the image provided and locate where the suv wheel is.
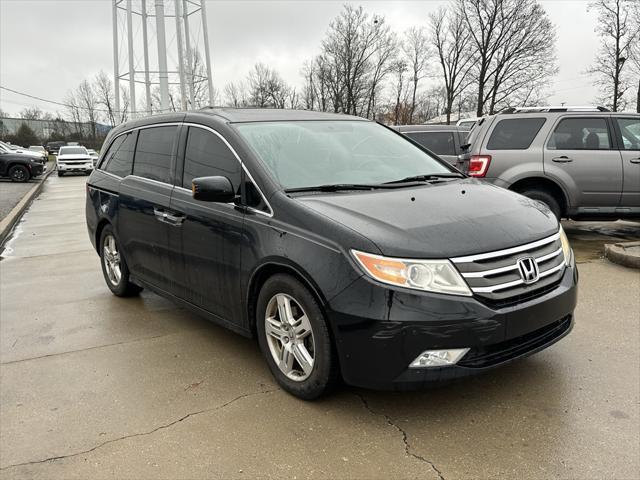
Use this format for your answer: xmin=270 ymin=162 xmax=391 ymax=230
xmin=520 ymin=189 xmax=562 ymax=220
xmin=99 ymin=225 xmax=143 ymax=297
xmin=256 ymin=274 xmax=339 ymax=400
xmin=8 ymin=165 xmax=30 ymax=182
xmin=57 ymin=170 xmax=65 ymax=177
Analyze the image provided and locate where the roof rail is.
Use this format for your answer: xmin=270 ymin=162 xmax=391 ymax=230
xmin=500 ymin=106 xmax=610 ymax=114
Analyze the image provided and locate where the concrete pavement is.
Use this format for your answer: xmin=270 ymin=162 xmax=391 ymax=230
xmin=1 ymin=174 xmax=639 ymax=479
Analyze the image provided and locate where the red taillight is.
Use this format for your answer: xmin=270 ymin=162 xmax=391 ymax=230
xmin=468 ymin=155 xmax=491 ymax=177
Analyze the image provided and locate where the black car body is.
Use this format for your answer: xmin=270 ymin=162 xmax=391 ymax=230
xmin=86 ymin=109 xmax=577 ymax=398
xmin=0 ymin=150 xmax=44 ymax=182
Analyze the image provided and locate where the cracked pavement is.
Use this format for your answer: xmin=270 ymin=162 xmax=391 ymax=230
xmin=1 ymin=175 xmax=639 ymax=479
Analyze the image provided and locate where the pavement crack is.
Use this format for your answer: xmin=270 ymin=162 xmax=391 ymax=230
xmin=0 ymin=388 xmax=278 ymax=471
xmin=354 ymin=392 xmax=445 ymax=480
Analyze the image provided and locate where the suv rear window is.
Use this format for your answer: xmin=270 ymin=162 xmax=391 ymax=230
xmin=486 ymin=118 xmax=546 ymax=150
xmin=406 ymin=131 xmax=456 ymax=156
xmin=133 ymin=126 xmax=177 ymax=183
xmin=547 ymin=118 xmax=611 ymax=150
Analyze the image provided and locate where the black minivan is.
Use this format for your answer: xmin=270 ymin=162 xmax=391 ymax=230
xmin=86 ymin=109 xmax=578 ymax=399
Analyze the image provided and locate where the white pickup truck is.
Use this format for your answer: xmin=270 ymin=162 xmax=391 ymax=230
xmin=56 ymin=146 xmax=94 ymax=176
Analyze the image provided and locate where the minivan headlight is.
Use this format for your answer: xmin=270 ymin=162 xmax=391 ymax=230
xmin=559 ymin=225 xmax=572 ymax=266
xmin=351 ymin=250 xmax=472 ymax=296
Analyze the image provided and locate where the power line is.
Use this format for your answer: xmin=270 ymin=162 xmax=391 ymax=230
xmin=0 ymin=85 xmax=172 ymax=115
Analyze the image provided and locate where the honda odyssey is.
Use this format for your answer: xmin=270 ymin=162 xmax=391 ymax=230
xmin=86 ymin=109 xmax=578 ymax=400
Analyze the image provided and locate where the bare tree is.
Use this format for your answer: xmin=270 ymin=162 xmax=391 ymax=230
xmin=587 ymin=0 xmax=640 ymax=111
xmin=319 ymin=5 xmax=396 ymax=117
xmin=403 ymin=27 xmax=429 ymax=123
xmin=390 ymin=60 xmax=409 ymax=125
xmin=223 ymin=81 xmax=248 ymax=107
xmin=429 ymin=8 xmax=473 ymax=124
xmin=458 ymin=0 xmax=557 ymax=115
xmin=19 ymin=107 xmax=44 ymax=120
xmin=76 ymin=79 xmax=99 ymax=137
xmin=247 ymin=63 xmax=293 ymax=108
xmin=630 ymin=36 xmax=640 ymax=112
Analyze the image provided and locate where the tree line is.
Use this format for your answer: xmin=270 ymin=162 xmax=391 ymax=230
xmin=2 ymin=0 xmax=639 ymax=146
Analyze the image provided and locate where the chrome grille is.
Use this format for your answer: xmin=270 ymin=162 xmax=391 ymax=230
xmin=451 ymin=232 xmax=565 ymax=304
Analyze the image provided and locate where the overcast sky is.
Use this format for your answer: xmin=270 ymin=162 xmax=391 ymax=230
xmin=0 ymin=0 xmax=602 ymax=117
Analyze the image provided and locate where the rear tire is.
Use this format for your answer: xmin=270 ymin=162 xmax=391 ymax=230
xmin=99 ymin=225 xmax=142 ymax=297
xmin=519 ymin=188 xmax=562 ymax=220
xmin=256 ymin=274 xmax=338 ymax=400
xmin=8 ymin=165 xmax=30 ymax=182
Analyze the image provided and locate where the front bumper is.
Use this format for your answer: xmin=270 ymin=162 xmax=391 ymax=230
xmin=57 ymin=162 xmax=93 ymax=172
xmin=327 ymin=258 xmax=578 ymax=390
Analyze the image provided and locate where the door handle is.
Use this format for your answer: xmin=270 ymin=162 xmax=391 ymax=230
xmin=552 ymin=156 xmax=573 ymax=163
xmin=153 ymin=208 xmax=185 ymax=226
xmin=630 ymin=158 xmax=640 ymax=164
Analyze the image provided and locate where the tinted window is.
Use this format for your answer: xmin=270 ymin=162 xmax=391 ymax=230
xmin=133 ymin=126 xmax=177 ymax=183
xmin=182 ymin=127 xmax=241 ymax=191
xmin=548 ymin=118 xmax=611 ymax=150
xmin=616 ymin=118 xmax=640 ymax=150
xmin=487 ymin=118 xmax=546 ymax=150
xmin=406 ymin=131 xmax=456 ymax=156
xmin=104 ymin=132 xmax=136 ymax=177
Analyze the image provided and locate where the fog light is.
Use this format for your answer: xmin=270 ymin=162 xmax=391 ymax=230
xmin=409 ymin=348 xmax=470 ymax=368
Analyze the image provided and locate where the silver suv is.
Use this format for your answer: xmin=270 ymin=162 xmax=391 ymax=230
xmin=465 ymin=106 xmax=640 ymax=219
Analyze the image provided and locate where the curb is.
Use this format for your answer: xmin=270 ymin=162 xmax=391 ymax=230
xmin=0 ymin=164 xmax=55 ymax=247
xmin=604 ymin=241 xmax=640 ymax=269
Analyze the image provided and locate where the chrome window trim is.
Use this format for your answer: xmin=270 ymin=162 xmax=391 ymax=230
xmin=451 ymin=231 xmax=561 ymax=263
xmin=96 ymin=121 xmax=274 ymax=218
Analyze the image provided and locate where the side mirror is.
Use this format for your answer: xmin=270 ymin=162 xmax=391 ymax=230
xmin=191 ymin=176 xmax=236 ymax=203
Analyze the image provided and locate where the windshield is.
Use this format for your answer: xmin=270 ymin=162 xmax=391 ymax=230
xmin=234 ymin=121 xmax=452 ymax=190
xmin=59 ymin=147 xmax=88 ymax=155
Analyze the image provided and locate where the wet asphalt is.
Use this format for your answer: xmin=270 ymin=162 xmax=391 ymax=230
xmin=0 ymin=175 xmax=638 ymax=479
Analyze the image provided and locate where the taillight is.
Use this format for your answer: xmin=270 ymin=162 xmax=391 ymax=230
xmin=468 ymin=155 xmax=491 ymax=177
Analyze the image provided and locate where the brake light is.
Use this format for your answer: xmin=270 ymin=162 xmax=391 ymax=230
xmin=468 ymin=155 xmax=491 ymax=177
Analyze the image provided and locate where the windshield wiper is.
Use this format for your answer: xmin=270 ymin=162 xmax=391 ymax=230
xmin=383 ymin=173 xmax=464 ymax=185
xmin=285 ymin=183 xmax=381 ymax=193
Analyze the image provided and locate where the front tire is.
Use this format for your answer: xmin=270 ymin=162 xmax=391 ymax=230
xmin=8 ymin=165 xmax=30 ymax=182
xmin=57 ymin=170 xmax=64 ymax=177
xmin=256 ymin=274 xmax=338 ymax=400
xmin=99 ymin=225 xmax=142 ymax=297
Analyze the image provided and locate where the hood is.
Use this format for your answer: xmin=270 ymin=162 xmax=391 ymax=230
xmin=57 ymin=154 xmax=91 ymax=160
xmin=296 ymin=179 xmax=559 ymax=258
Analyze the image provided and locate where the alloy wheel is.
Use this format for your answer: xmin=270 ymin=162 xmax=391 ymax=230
xmin=264 ymin=293 xmax=316 ymax=381
xmin=103 ymin=234 xmax=122 ymax=286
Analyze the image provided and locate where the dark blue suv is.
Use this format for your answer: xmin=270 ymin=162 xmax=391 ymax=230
xmin=86 ymin=109 xmax=578 ymax=400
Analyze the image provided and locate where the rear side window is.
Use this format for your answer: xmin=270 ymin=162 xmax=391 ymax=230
xmin=406 ymin=132 xmax=456 ymax=156
xmin=486 ymin=118 xmax=546 ymax=150
xmin=133 ymin=126 xmax=177 ymax=183
xmin=182 ymin=127 xmax=241 ymax=192
xmin=615 ymin=118 xmax=640 ymax=150
xmin=104 ymin=132 xmax=136 ymax=177
xmin=547 ymin=118 xmax=611 ymax=150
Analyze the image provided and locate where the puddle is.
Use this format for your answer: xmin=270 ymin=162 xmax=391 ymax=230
xmin=563 ymin=220 xmax=640 ymax=263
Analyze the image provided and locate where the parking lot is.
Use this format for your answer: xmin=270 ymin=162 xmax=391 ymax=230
xmin=0 ymin=174 xmax=639 ymax=479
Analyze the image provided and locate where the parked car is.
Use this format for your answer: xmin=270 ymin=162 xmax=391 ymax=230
xmin=393 ymin=124 xmax=469 ymax=170
xmin=0 ymin=147 xmax=45 ymax=182
xmin=86 ymin=109 xmax=577 ymax=400
xmin=56 ymin=145 xmax=94 ymax=176
xmin=0 ymin=142 xmax=46 ymax=165
xmin=45 ymin=141 xmax=66 ymax=155
xmin=465 ymin=106 xmax=640 ymax=219
xmin=28 ymin=145 xmax=48 ymax=162
xmin=456 ymin=117 xmax=482 ymax=130
xmin=86 ymin=148 xmax=100 ymax=166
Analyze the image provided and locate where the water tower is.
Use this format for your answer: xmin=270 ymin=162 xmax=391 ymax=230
xmin=112 ymin=0 xmax=214 ymax=120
